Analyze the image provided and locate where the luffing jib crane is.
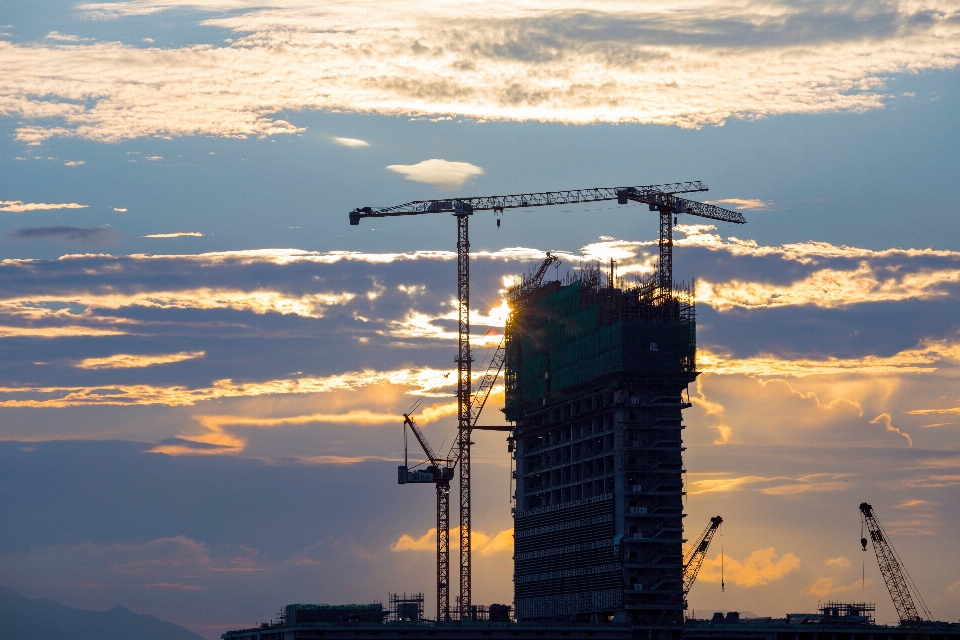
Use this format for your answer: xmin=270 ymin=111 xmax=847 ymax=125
xmin=398 ymin=415 xmax=454 ymax=620
xmin=352 ymin=181 xmax=745 ymax=617
xmin=859 ymin=502 xmax=931 ymax=638
xmin=684 ymin=515 xmax=723 ymax=595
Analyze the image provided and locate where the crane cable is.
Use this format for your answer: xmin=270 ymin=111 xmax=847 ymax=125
xmin=406 ymin=371 xmax=453 ymax=415
xmin=861 ymin=513 xmax=866 ymax=597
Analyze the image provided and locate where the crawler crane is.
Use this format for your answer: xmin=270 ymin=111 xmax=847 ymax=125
xmin=860 ymin=502 xmax=931 ymax=640
xmin=684 ymin=515 xmax=723 ymax=595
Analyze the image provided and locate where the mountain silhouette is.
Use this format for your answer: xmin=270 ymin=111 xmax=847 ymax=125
xmin=0 ymin=586 xmax=204 ymax=640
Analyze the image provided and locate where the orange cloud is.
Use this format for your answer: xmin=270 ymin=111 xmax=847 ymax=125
xmin=75 ymin=350 xmax=204 ymax=369
xmin=824 ymin=556 xmax=851 ymax=570
xmin=698 ymin=548 xmax=801 ymax=587
xmin=698 ymin=339 xmax=960 ymax=377
xmin=803 ymin=576 xmax=869 ymax=598
xmin=698 ymin=263 xmax=960 ymax=311
xmin=391 ymin=527 xmax=512 ymax=556
xmin=0 ymin=366 xmax=456 ymax=408
xmin=870 ymin=413 xmax=913 ymax=447
xmin=689 ymin=473 xmax=851 ymax=496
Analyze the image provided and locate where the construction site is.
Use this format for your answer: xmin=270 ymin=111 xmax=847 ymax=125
xmin=223 ymin=183 xmax=960 ymax=640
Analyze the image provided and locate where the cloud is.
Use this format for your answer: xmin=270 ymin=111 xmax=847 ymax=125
xmin=75 ymin=350 xmax=205 ymax=370
xmin=697 ymin=263 xmax=960 ymax=311
xmin=948 ymin=580 xmax=960 ymax=595
xmin=0 ymin=325 xmax=127 ymax=338
xmin=145 ymin=582 xmax=204 ymax=590
xmin=5 ymin=226 xmax=121 ymax=246
xmin=113 ymin=207 xmax=127 ymax=212
xmin=391 ymin=526 xmax=512 ymax=556
xmin=870 ymin=413 xmax=912 ymax=447
xmin=706 ymin=198 xmax=770 ymax=210
xmin=894 ymin=499 xmax=936 ymax=508
xmin=824 ymin=556 xmax=851 ymax=570
xmin=688 ymin=473 xmax=851 ymax=495
xmin=332 ymin=137 xmax=369 ymax=147
xmin=386 ymin=159 xmax=485 ymax=191
xmin=145 ymin=155 xmax=163 ymax=160
xmin=156 ymin=400 xmax=459 ymax=455
xmin=0 ymin=288 xmax=355 ymax=319
xmin=908 ymin=406 xmax=960 ymax=416
xmin=44 ymin=31 xmax=94 ymax=42
xmin=0 ymin=201 xmax=88 ymax=213
xmin=0 ymin=366 xmax=455 ymax=408
xmin=906 ymin=474 xmax=960 ymax=489
xmin=698 ymin=338 xmax=960 ymax=377
xmin=140 ymin=232 xmax=204 ymax=238
xmin=802 ymin=576 xmax=869 ymax=598
xmin=63 ymin=160 xmax=85 ymax=166
xmin=698 ymin=548 xmax=801 ymax=587
xmin=2 ymin=0 xmax=960 ymax=142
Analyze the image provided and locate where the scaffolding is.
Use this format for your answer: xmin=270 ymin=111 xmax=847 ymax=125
xmin=389 ymin=593 xmax=424 ymax=622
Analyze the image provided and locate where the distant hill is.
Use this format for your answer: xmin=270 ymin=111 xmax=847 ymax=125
xmin=0 ymin=586 xmax=204 ymax=640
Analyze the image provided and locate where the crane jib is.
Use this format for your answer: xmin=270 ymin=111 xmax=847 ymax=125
xmin=347 ymin=181 xmax=745 ymax=225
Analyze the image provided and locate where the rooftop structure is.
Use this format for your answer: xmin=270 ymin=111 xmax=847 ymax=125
xmin=221 ymin=610 xmax=960 ymax=640
xmin=505 ymin=267 xmax=696 ymax=631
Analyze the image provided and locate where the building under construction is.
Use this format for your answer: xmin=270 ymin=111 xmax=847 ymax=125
xmin=504 ymin=266 xmax=696 ymax=629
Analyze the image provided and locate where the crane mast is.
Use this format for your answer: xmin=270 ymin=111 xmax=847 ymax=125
xmin=352 ymin=182 xmax=745 ymax=619
xmin=455 ymin=210 xmax=473 ymax=617
xmin=683 ymin=516 xmax=722 ymax=595
xmin=859 ymin=502 xmax=931 ymax=637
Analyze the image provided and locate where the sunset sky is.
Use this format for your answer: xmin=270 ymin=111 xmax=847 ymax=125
xmin=1 ymin=0 xmax=960 ymax=637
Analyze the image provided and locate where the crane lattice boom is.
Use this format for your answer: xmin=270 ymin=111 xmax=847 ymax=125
xmin=464 ymin=253 xmax=561 ymax=441
xmin=860 ymin=502 xmax=931 ymax=631
xmin=404 ymin=414 xmax=444 ymax=467
xmin=683 ymin=516 xmax=722 ymax=594
xmin=349 ymin=183 xmax=708 ymax=221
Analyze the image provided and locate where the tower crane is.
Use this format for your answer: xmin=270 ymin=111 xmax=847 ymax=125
xmin=859 ymin=502 xmax=931 ymax=638
xmin=684 ymin=515 xmax=723 ymax=595
xmin=351 ymin=182 xmax=746 ymax=617
xmin=396 ymin=253 xmax=560 ymax=621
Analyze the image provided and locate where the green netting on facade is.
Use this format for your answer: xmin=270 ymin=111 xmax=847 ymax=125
xmin=504 ymin=278 xmax=696 ymax=419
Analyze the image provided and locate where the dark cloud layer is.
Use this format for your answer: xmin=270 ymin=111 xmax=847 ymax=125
xmin=6 ymin=226 xmax=122 ymax=246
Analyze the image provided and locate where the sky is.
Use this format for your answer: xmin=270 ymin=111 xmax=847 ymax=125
xmin=1 ymin=0 xmax=960 ymax=637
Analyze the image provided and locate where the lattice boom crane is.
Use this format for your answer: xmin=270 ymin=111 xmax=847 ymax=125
xmin=860 ymin=502 xmax=931 ymax=638
xmin=351 ymin=182 xmax=746 ymax=617
xmin=684 ymin=515 xmax=722 ymax=595
xmin=398 ymin=414 xmax=454 ymax=620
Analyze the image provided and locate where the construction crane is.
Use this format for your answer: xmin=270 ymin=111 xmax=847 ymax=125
xmin=398 ymin=415 xmax=455 ymax=620
xmin=396 ymin=253 xmax=560 ymax=620
xmin=351 ymin=182 xmax=745 ymax=616
xmin=684 ymin=515 xmax=723 ymax=595
xmin=469 ymin=252 xmax=561 ymax=437
xmin=860 ymin=502 xmax=931 ymax=638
